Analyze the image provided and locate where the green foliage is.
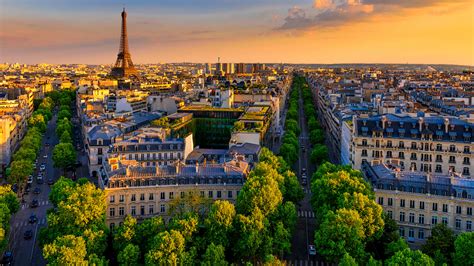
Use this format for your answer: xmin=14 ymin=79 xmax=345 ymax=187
xmin=52 ymin=142 xmax=76 ymax=170
xmin=145 ymin=230 xmax=186 ymax=265
xmin=49 ymin=177 xmax=75 ymax=206
xmin=453 ymin=232 xmax=474 ymax=266
xmin=339 ymin=253 xmax=358 ymax=266
xmin=28 ymin=113 xmax=46 ymax=132
xmin=204 ymin=200 xmax=236 ymax=247
xmin=236 ymin=173 xmax=282 ymax=216
xmin=310 ymin=144 xmax=329 ymax=165
xmin=58 ymin=109 xmax=72 ymax=121
xmin=310 ymin=129 xmax=325 ymax=144
xmin=117 ymin=244 xmax=140 ymax=266
xmin=386 ymin=248 xmax=434 ymax=266
xmin=60 ymin=131 xmax=73 ymax=144
xmin=285 ymin=119 xmax=300 ymax=136
xmin=43 ymin=235 xmax=88 ymax=265
xmin=8 ymin=159 xmax=33 ymax=186
xmin=201 ymin=243 xmax=228 ymax=266
xmin=12 ymin=147 xmax=36 ymax=162
xmin=365 ymin=213 xmax=401 ymax=260
xmin=315 ymin=209 xmax=367 ymax=262
xmin=421 ymin=224 xmax=456 ymax=265
xmin=0 ymin=186 xmax=19 ymax=250
xmin=282 ymin=170 xmax=304 ymax=203
xmin=56 ymin=118 xmax=72 ymax=137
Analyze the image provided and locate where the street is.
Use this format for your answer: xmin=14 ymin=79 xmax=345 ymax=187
xmin=7 ymin=109 xmax=90 ymax=266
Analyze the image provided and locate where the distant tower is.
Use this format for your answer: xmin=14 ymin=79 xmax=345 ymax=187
xmin=111 ymin=8 xmax=138 ymax=78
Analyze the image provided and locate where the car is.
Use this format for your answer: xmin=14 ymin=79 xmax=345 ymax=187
xmin=28 ymin=214 xmax=37 ymax=224
xmin=43 ymin=154 xmax=48 ymax=159
xmin=40 ymin=164 xmax=46 ymax=171
xmin=12 ymin=184 xmax=18 ymax=193
xmin=27 ymin=176 xmax=33 ymax=184
xmin=2 ymin=251 xmax=13 ymax=265
xmin=302 ymin=178 xmax=307 ymax=186
xmin=45 ymin=143 xmax=50 ymax=147
xmin=47 ymin=178 xmax=54 ymax=185
xmin=25 ymin=186 xmax=31 ymax=193
xmin=33 ymin=187 xmax=41 ymax=194
xmin=302 ymin=147 xmax=306 ymax=152
xmin=24 ymin=230 xmax=33 ymax=240
xmin=30 ymin=199 xmax=39 ymax=208
xmin=308 ymin=245 xmax=316 ymax=256
xmin=302 ymin=168 xmax=306 ymax=173
xmin=32 ymin=163 xmax=37 ymax=170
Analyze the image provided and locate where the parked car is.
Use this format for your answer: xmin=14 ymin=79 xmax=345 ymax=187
xmin=302 ymin=178 xmax=307 ymax=186
xmin=27 ymin=176 xmax=33 ymax=184
xmin=28 ymin=214 xmax=37 ymax=224
xmin=40 ymin=164 xmax=46 ymax=171
xmin=43 ymin=154 xmax=48 ymax=159
xmin=24 ymin=230 xmax=33 ymax=240
xmin=12 ymin=184 xmax=18 ymax=193
xmin=2 ymin=251 xmax=13 ymax=265
xmin=33 ymin=187 xmax=41 ymax=194
xmin=308 ymin=245 xmax=316 ymax=256
xmin=30 ymin=199 xmax=39 ymax=208
xmin=47 ymin=178 xmax=54 ymax=185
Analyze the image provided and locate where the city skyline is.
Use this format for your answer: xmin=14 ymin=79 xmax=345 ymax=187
xmin=0 ymin=0 xmax=473 ymax=65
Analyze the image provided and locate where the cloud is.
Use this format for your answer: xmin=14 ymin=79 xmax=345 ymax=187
xmin=279 ymin=0 xmax=469 ymax=30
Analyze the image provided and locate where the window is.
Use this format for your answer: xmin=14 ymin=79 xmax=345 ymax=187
xmin=200 ymin=191 xmax=205 ymax=198
xmin=362 ymin=139 xmax=368 ymax=146
xmin=387 ymin=210 xmax=393 ymax=219
xmin=387 ymin=141 xmax=392 ymax=148
xmin=435 ymin=165 xmax=442 ymax=173
xmin=449 ymin=145 xmax=456 ymax=152
xmin=400 ymin=199 xmax=405 ymax=208
xmin=418 ymin=229 xmax=424 ymax=240
xmin=131 ymin=194 xmax=136 ymax=202
xmin=411 ymin=142 xmax=417 ymax=149
xmin=456 ymin=219 xmax=461 ymax=229
xmin=409 ymin=213 xmax=415 ymax=223
xmin=140 ymin=194 xmax=145 ymax=201
xmin=449 ymin=156 xmax=456 ymax=163
xmin=110 ymin=223 xmax=115 ymax=231
xmin=432 ymin=216 xmax=438 ymax=225
xmin=119 ymin=195 xmax=125 ymax=202
xmin=140 ymin=206 xmax=145 ymax=216
xmin=208 ymin=191 xmax=214 ymax=198
xmin=119 ymin=207 xmax=125 ymax=216
xmin=464 ymin=146 xmax=470 ymax=153
xmin=181 ymin=192 xmax=185 ymax=199
xmin=408 ymin=228 xmax=415 ymax=238
xmin=443 ymin=204 xmax=448 ymax=213
xmin=149 ymin=205 xmax=154 ymax=214
xmin=468 ymin=207 xmax=472 ymax=216
xmin=419 ymin=201 xmax=425 ymax=210
xmin=378 ymin=197 xmax=384 ymax=205
xmin=410 ymin=200 xmax=415 ymax=208
xmin=400 ymin=212 xmax=405 ymax=222
xmin=160 ymin=192 xmax=165 ymax=200
xmin=463 ymin=167 xmax=470 ymax=175
xmin=169 ymin=192 xmax=174 ymax=200
xmin=467 ymin=221 xmax=472 ymax=231
xmin=442 ymin=217 xmax=448 ymax=225
xmin=399 ymin=227 xmax=405 ymax=237
xmin=432 ymin=203 xmax=438 ymax=211
xmin=131 ymin=206 xmax=136 ymax=216
xmin=228 ymin=191 xmax=233 ymax=198
xmin=388 ymin=198 xmax=393 ymax=206
xmin=456 ymin=206 xmax=462 ymax=214
xmin=463 ymin=157 xmax=470 ymax=165
xmin=110 ymin=195 xmax=115 ymax=203
xmin=217 ymin=191 xmax=222 ymax=198
xmin=160 ymin=204 xmax=165 ymax=213
xmin=399 ymin=152 xmax=405 ymax=159
xmin=98 ymin=147 xmax=103 ymax=155
xmin=149 ymin=193 xmax=154 ymax=200
xmin=436 ymin=144 xmax=443 ymax=151
xmin=410 ymin=153 xmax=417 ymax=160
xmin=436 ymin=155 xmax=442 ymax=162
xmin=362 ymin=150 xmax=368 ymax=157
xmin=386 ymin=151 xmax=392 ymax=158
xmin=419 ymin=214 xmax=424 ymax=224
xmin=109 ymin=208 xmax=115 ymax=217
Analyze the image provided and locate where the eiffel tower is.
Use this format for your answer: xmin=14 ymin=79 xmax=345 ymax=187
xmin=111 ymin=8 xmax=138 ymax=78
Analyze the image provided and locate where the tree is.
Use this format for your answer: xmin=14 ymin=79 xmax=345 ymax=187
xmin=279 ymin=143 xmax=297 ymax=166
xmin=309 ymin=129 xmax=325 ymax=144
xmin=386 ymin=248 xmax=434 ymax=266
xmin=58 ymin=109 xmax=72 ymax=121
xmin=135 ymin=216 xmax=165 ymax=253
xmin=114 ymin=216 xmax=137 ymax=253
xmin=60 ymin=131 xmax=72 ymax=144
xmin=204 ymin=200 xmax=236 ymax=247
xmin=43 ymin=235 xmax=88 ymax=265
xmin=315 ymin=209 xmax=366 ymax=263
xmin=271 ymin=221 xmax=291 ymax=257
xmin=365 ymin=213 xmax=400 ymax=260
xmin=13 ymin=147 xmax=36 ymax=163
xmin=145 ymin=230 xmax=186 ymax=265
xmin=421 ymin=223 xmax=456 ymax=264
xmin=0 ymin=186 xmax=19 ymax=214
xmin=117 ymin=243 xmax=140 ymax=266
xmin=385 ymin=238 xmax=408 ymax=259
xmin=284 ymin=119 xmax=300 ymax=136
xmin=282 ymin=170 xmax=304 ymax=203
xmin=49 ymin=177 xmax=75 ymax=207
xmin=232 ymin=210 xmax=267 ymax=262
xmin=310 ymin=144 xmax=328 ymax=165
xmin=52 ymin=142 xmax=76 ymax=172
xmin=236 ymin=174 xmax=282 ymax=216
xmin=28 ymin=113 xmax=46 ymax=132
xmin=9 ymin=160 xmax=33 ymax=187
xmin=339 ymin=253 xmax=358 ymax=266
xmin=201 ymin=243 xmax=228 ymax=266
xmin=56 ymin=118 xmax=72 ymax=137
xmin=169 ymin=214 xmax=199 ymax=243
xmin=453 ymin=232 xmax=474 ymax=266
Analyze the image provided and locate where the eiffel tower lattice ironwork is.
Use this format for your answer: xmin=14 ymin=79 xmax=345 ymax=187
xmin=111 ymin=8 xmax=138 ymax=78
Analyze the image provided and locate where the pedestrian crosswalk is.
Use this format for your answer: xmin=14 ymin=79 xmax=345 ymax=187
xmin=286 ymin=260 xmax=336 ymax=266
xmin=298 ymin=210 xmax=315 ymax=218
xmin=13 ymin=218 xmax=47 ymax=228
xmin=20 ymin=200 xmax=50 ymax=210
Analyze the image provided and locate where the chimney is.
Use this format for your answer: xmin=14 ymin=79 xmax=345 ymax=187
xmin=175 ymin=160 xmax=180 ymax=174
xmin=419 ymin=117 xmax=423 ymax=132
xmin=126 ymin=166 xmax=131 ymax=177
xmin=155 ymin=165 xmax=160 ymax=175
xmin=444 ymin=118 xmax=449 ymax=133
xmin=195 ymin=162 xmax=199 ymax=173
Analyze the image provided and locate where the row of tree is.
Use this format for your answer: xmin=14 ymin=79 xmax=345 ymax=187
xmin=279 ymin=77 xmax=301 ymax=166
xmin=8 ymin=96 xmax=55 ymax=190
xmin=0 ymin=186 xmax=19 ymax=252
xmin=39 ymin=148 xmax=303 ymax=265
xmin=298 ymin=76 xmax=328 ymax=165
xmin=51 ymin=91 xmax=77 ymax=174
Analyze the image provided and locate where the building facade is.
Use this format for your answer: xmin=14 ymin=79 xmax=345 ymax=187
xmin=363 ymin=162 xmax=473 ymax=246
xmin=352 ymin=114 xmax=473 ymax=178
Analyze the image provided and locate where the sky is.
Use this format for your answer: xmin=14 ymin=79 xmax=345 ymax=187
xmin=0 ymin=0 xmax=473 ymax=65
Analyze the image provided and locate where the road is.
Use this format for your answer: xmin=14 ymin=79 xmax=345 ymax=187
xmin=7 ymin=108 xmax=90 ymax=266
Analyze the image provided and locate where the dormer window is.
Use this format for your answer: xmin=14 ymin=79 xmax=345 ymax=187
xmin=97 ymin=139 xmax=103 ymax=146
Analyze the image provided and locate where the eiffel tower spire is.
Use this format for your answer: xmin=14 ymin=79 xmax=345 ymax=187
xmin=111 ymin=8 xmax=138 ymax=78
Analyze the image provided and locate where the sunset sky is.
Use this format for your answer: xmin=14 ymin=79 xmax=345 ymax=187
xmin=0 ymin=0 xmax=473 ymax=65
